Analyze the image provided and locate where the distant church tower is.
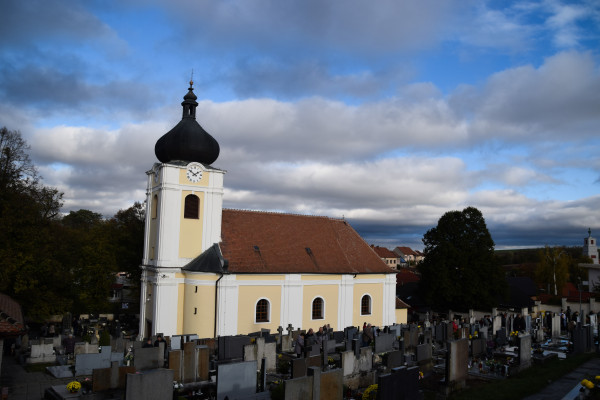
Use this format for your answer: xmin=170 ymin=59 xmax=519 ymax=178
xmin=583 ymin=228 xmax=598 ymax=264
xmin=139 ymin=81 xmax=224 ymax=338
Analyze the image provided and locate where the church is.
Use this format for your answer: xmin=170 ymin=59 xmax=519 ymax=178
xmin=138 ymin=82 xmax=397 ymax=339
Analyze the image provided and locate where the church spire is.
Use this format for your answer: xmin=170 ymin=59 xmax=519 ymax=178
xmin=154 ymin=81 xmax=220 ymax=165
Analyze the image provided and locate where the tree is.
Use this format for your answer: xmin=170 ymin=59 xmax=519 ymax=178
xmin=535 ymin=246 xmax=570 ymax=296
xmin=418 ymin=206 xmax=506 ymax=310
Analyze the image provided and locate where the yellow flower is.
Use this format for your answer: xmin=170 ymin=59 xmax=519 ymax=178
xmin=66 ymin=381 xmax=81 ymax=393
xmin=582 ymin=379 xmax=594 ymax=389
xmin=596 ymin=376 xmax=600 ymax=381
xmin=362 ymin=384 xmax=378 ymax=400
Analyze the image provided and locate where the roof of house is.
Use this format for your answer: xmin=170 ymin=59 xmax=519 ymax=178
xmin=184 ymin=209 xmax=394 ymax=275
xmin=394 ymin=246 xmax=418 ymax=256
xmin=396 ymin=297 xmax=410 ymax=309
xmin=371 ymin=245 xmax=398 ymax=259
xmin=0 ymin=293 xmax=26 ymax=338
xmin=396 ymin=269 xmax=420 ymax=285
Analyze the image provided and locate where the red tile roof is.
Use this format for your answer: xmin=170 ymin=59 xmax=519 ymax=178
xmin=395 ymin=246 xmax=417 ymax=256
xmin=0 ymin=293 xmax=26 ymax=337
xmin=371 ymin=245 xmax=397 ymax=259
xmin=396 ymin=269 xmax=420 ymax=285
xmin=396 ymin=297 xmax=410 ymax=309
xmin=220 ymin=210 xmax=394 ymax=274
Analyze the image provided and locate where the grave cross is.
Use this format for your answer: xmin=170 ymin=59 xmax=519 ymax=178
xmin=286 ymin=324 xmax=294 ymax=335
xmin=277 ymin=326 xmax=284 ymax=337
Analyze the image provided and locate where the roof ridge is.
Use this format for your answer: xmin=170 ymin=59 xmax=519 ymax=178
xmin=223 ymin=208 xmax=345 ymax=221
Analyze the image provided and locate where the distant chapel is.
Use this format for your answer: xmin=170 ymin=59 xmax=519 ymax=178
xmin=138 ymin=83 xmax=396 ymax=339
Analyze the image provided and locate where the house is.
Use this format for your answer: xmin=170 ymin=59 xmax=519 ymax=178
xmin=371 ymin=245 xmax=403 ymax=269
xmin=138 ymin=83 xmax=397 ymax=339
xmin=393 ymin=246 xmax=419 ymax=265
xmin=577 ymin=228 xmax=600 ymax=290
xmin=0 ymin=293 xmax=26 ymax=376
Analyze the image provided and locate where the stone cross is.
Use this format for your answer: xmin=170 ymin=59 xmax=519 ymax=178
xmin=286 ymin=324 xmax=294 ymax=335
xmin=277 ymin=326 xmax=284 ymax=344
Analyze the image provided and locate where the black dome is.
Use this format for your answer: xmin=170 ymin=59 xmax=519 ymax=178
xmin=155 ymin=82 xmax=220 ymax=165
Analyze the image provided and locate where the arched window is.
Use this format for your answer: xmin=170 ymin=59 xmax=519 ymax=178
xmin=184 ymin=194 xmax=199 ymax=219
xmin=312 ymin=297 xmax=324 ymax=320
xmin=361 ymin=295 xmax=372 ymax=315
xmin=151 ymin=194 xmax=158 ymax=219
xmin=256 ymin=299 xmax=270 ymax=323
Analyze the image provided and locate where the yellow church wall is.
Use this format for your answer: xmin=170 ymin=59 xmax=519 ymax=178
xmin=395 ymin=308 xmax=408 ymax=325
xmin=237 ymin=285 xmax=282 ymax=334
xmin=301 ymin=275 xmax=340 ymax=281
xmin=352 ymin=282 xmax=384 ymax=327
xmin=179 ymin=190 xmax=205 ymax=258
xmin=178 ymin=168 xmax=210 ymax=186
xmin=302 ymin=284 xmax=339 ymax=331
xmin=182 ymin=282 xmax=217 ymax=338
xmin=236 ymin=275 xmax=285 ymax=281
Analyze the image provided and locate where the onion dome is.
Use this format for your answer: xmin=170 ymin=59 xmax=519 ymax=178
xmin=155 ymin=81 xmax=220 ymax=165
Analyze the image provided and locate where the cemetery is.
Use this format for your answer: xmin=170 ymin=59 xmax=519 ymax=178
xmin=3 ymin=304 xmax=598 ymax=400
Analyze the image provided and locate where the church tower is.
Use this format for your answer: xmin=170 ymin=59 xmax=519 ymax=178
xmin=583 ymin=228 xmax=598 ymax=264
xmin=139 ymin=81 xmax=225 ymax=338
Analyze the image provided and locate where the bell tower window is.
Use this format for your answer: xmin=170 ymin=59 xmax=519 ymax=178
xmin=184 ymin=194 xmax=200 ymax=219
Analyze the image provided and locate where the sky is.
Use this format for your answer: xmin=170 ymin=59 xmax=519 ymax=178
xmin=1 ymin=0 xmax=599 ymax=251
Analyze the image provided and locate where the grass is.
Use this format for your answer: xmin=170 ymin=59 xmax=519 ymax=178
xmin=449 ymin=353 xmax=598 ymax=400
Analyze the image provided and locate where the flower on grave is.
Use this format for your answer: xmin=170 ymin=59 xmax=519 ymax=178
xmin=278 ymin=354 xmax=282 ymax=359
xmin=328 ymin=357 xmax=335 ymax=365
xmin=66 ymin=381 xmax=81 ymax=393
xmin=469 ymin=335 xmax=472 ymax=340
xmin=251 ymin=338 xmax=256 ymax=343
xmin=596 ymin=376 xmax=600 ymax=381
xmin=418 ymin=371 xmax=424 ymax=380
xmin=362 ymin=384 xmax=378 ymax=400
xmin=474 ymin=331 xmax=478 ymax=337
xmin=582 ymin=379 xmax=595 ymax=389
xmin=173 ymin=381 xmax=184 ymax=390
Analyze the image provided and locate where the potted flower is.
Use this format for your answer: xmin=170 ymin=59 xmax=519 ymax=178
xmin=66 ymin=381 xmax=81 ymax=393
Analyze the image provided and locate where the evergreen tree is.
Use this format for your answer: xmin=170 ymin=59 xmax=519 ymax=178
xmin=418 ymin=206 xmax=506 ymax=310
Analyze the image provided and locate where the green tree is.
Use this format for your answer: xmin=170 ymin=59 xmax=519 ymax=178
xmin=535 ymin=246 xmax=570 ymax=296
xmin=418 ymin=206 xmax=506 ymax=310
xmin=0 ymin=127 xmax=64 ymax=319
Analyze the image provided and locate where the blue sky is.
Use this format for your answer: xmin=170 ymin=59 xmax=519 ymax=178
xmin=1 ymin=0 xmax=599 ymax=250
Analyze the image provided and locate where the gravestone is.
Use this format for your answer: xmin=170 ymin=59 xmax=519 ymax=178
xmin=342 ymin=350 xmax=357 ymax=377
xmin=323 ymin=339 xmax=336 ymax=355
xmin=590 ymin=314 xmax=598 ymax=335
xmin=168 ymin=350 xmax=182 ymax=381
xmin=358 ymin=347 xmax=373 ymax=372
xmin=182 ymin=341 xmax=196 ymax=383
xmin=386 ymin=350 xmax=404 ymax=369
xmin=197 ymin=345 xmax=210 ymax=381
xmin=216 ymin=361 xmax=257 ymax=400
xmin=332 ymin=331 xmax=345 ymax=343
xmin=319 ymin=368 xmax=343 ymax=400
xmin=471 ymin=338 xmax=486 ymax=358
xmin=517 ymin=334 xmax=532 ymax=370
xmin=496 ymin=329 xmax=507 ymax=346
xmin=551 ymin=315 xmax=561 ymax=338
xmin=92 ymin=361 xmax=135 ymax=391
xmin=374 ymin=333 xmax=395 ymax=353
xmin=134 ymin=346 xmax=162 ymax=371
xmin=281 ymin=335 xmax=293 ymax=352
xmin=28 ymin=343 xmax=56 ymax=364
xmin=306 ymin=354 xmax=321 ymax=369
xmin=446 ymin=339 xmax=468 ymax=387
xmin=292 ymin=358 xmax=307 ymax=378
xmin=284 ymin=375 xmax=313 ymax=400
xmin=218 ymin=335 xmax=251 ymax=360
xmin=492 ymin=316 xmax=502 ymax=335
xmin=125 ymin=368 xmax=174 ymax=400
xmin=416 ymin=343 xmax=432 ymax=362
xmin=75 ymin=346 xmax=114 ymax=376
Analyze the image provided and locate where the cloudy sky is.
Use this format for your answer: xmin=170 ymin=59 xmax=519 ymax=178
xmin=1 ymin=0 xmax=599 ymax=251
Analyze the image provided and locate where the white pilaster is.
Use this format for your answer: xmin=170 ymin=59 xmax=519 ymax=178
xmin=338 ymin=275 xmax=354 ymax=329
xmin=382 ymin=274 xmax=396 ymax=326
xmin=152 ymin=270 xmax=180 ymax=337
xmin=281 ymin=274 xmax=303 ymax=329
xmin=216 ymin=275 xmax=239 ymax=336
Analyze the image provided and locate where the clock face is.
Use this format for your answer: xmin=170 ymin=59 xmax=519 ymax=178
xmin=186 ymin=165 xmax=203 ymax=183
